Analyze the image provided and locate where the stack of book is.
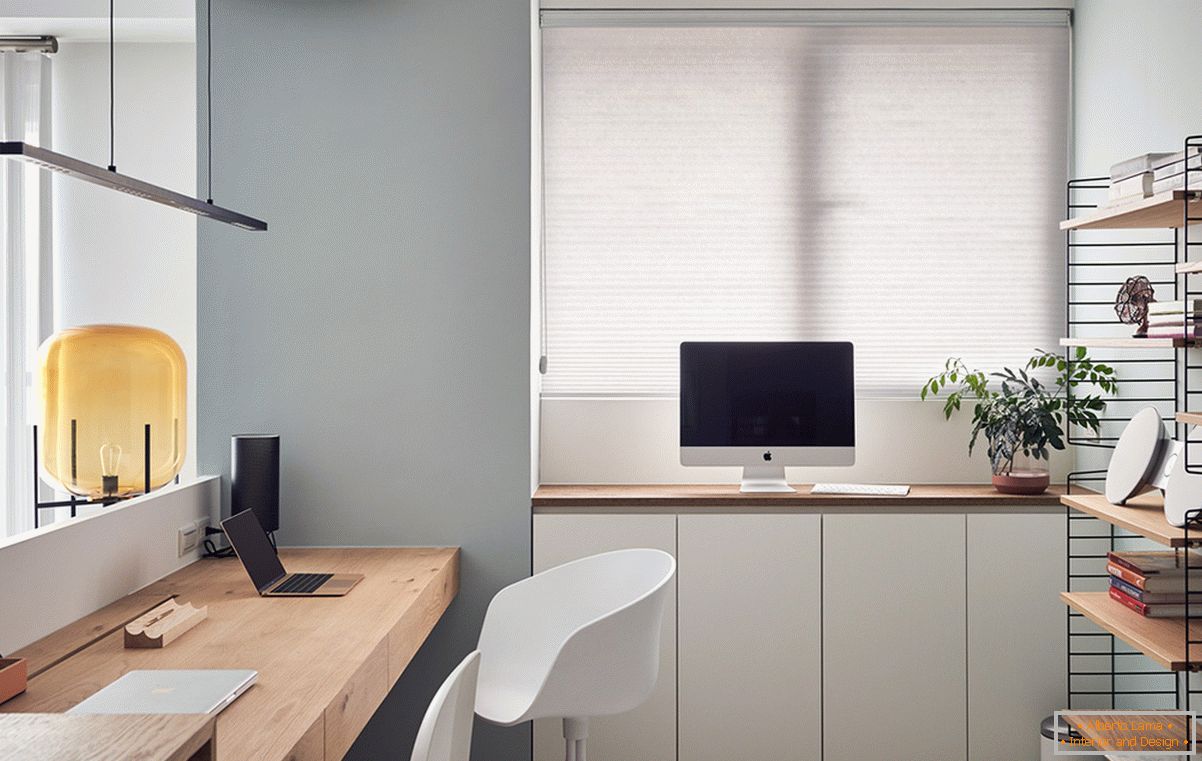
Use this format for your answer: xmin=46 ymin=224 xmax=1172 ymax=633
xmin=1108 ymin=550 xmax=1202 ymax=617
xmin=1107 ymin=148 xmax=1202 ymax=205
xmin=1146 ymin=300 xmax=1202 ymax=340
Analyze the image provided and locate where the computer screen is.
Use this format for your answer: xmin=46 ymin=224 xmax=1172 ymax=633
xmin=680 ymin=341 xmax=855 ymax=458
xmin=222 ymin=509 xmax=287 ymax=592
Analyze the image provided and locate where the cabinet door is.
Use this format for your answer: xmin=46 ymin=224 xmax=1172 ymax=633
xmin=824 ymin=513 xmax=967 ymax=761
xmin=968 ymin=512 xmax=1065 ymax=761
xmin=678 ymin=514 xmax=822 ymax=761
xmin=532 ymin=514 xmax=677 ymax=761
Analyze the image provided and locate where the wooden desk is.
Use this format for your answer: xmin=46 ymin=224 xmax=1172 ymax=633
xmin=0 ymin=714 xmax=215 ymax=761
xmin=3 ymin=547 xmax=459 ymax=761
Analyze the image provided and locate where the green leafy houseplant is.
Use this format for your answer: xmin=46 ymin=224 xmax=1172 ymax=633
xmin=921 ymin=348 xmax=1117 ymax=491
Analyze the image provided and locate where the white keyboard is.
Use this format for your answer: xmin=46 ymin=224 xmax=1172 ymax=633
xmin=810 ymin=483 xmax=911 ymax=496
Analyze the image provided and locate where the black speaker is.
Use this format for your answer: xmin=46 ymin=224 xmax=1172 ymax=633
xmin=231 ymin=434 xmax=280 ymax=533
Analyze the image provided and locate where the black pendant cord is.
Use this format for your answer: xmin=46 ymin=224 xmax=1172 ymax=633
xmin=107 ymin=0 xmax=116 ymax=172
xmin=206 ymin=0 xmax=213 ymax=204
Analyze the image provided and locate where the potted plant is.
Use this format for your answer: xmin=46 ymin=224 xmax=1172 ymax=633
xmin=921 ymin=348 xmax=1117 ymax=494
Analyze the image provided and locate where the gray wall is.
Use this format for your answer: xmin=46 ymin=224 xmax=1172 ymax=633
xmin=195 ymin=2 xmax=531 ymax=759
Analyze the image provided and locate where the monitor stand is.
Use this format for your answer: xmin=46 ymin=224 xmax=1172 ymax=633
xmin=740 ymin=465 xmax=795 ymax=493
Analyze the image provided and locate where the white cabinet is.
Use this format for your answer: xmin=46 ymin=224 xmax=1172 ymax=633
xmin=678 ymin=514 xmax=822 ymax=761
xmin=532 ymin=514 xmax=677 ymax=761
xmin=967 ymin=513 xmax=1065 ymax=761
xmin=823 ymin=513 xmax=968 ymax=761
xmin=532 ymin=507 xmax=1065 ymax=761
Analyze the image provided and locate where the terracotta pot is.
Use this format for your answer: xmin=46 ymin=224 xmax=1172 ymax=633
xmin=0 ymin=658 xmax=27 ymax=705
xmin=992 ymin=471 xmax=1050 ymax=495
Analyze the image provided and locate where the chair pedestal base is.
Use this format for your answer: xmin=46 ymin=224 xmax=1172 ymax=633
xmin=563 ymin=717 xmax=589 ymax=761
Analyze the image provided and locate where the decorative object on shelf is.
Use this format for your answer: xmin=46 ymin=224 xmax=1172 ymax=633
xmin=922 ymin=348 xmax=1117 ymax=495
xmin=1110 ymin=152 xmax=1177 ymax=182
xmin=231 ymin=435 xmax=281 ymax=534
xmin=1104 ymin=407 xmax=1173 ymax=504
xmin=0 ymin=657 xmax=27 ymax=705
xmin=124 ymin=599 xmax=208 ymax=649
xmin=1164 ymin=428 xmax=1202 ymax=527
xmin=1114 ymin=276 xmax=1155 ymax=337
xmin=38 ymin=324 xmax=186 ymax=499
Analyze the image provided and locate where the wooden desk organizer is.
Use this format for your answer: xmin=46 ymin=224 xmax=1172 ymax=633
xmin=0 ymin=658 xmax=27 ymax=705
xmin=124 ymin=599 xmax=208 ymax=649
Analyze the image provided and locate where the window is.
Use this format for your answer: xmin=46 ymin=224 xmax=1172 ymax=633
xmin=0 ymin=52 xmax=53 ymax=537
xmin=539 ymin=10 xmax=1069 ymax=397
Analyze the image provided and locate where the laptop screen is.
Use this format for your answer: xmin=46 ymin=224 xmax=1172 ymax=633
xmin=222 ymin=509 xmax=287 ymax=592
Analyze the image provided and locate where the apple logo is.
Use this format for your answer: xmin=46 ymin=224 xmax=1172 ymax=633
xmin=763 ymin=451 xmax=772 ymax=462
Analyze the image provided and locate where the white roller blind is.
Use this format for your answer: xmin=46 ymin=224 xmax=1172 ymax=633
xmin=540 ymin=16 xmax=1069 ymax=397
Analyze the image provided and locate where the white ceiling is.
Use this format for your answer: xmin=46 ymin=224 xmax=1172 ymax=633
xmin=0 ymin=1 xmax=194 ymax=42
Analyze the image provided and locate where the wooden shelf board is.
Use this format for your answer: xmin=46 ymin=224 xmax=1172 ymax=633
xmin=1059 ymin=337 xmax=1190 ymax=349
xmin=1061 ymin=190 xmax=1202 ymax=230
xmin=1060 ymin=491 xmax=1198 ymax=547
xmin=1177 ymin=261 xmax=1202 ymax=274
xmin=1061 ymin=591 xmax=1202 ymax=671
xmin=1178 ymin=412 xmax=1202 ymax=426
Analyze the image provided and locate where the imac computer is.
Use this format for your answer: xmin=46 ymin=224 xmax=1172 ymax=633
xmin=680 ymin=341 xmax=855 ymax=493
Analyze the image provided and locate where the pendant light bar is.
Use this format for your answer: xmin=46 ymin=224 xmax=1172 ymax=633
xmin=0 ymin=141 xmax=267 ymax=231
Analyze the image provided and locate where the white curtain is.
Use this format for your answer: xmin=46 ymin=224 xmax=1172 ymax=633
xmin=540 ymin=13 xmax=1069 ymax=397
xmin=0 ymin=53 xmax=53 ymax=537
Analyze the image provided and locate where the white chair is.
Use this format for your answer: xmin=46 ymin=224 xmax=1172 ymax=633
xmin=475 ymin=548 xmax=676 ymax=761
xmin=410 ymin=651 xmax=480 ymax=761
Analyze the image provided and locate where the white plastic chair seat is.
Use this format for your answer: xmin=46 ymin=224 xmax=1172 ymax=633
xmin=475 ymin=548 xmax=676 ymax=729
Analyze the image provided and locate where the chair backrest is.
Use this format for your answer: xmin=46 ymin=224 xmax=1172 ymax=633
xmin=410 ymin=651 xmax=480 ymax=761
xmin=476 ymin=548 xmax=676 ymax=725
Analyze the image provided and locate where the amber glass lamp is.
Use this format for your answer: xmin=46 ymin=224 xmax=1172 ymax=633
xmin=38 ymin=325 xmax=186 ymax=499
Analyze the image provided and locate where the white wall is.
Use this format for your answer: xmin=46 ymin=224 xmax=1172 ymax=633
xmin=50 ymin=41 xmax=197 ymax=480
xmin=0 ymin=476 xmax=216 ymax=654
xmin=1072 ymin=0 xmax=1200 ymax=172
xmin=1071 ymin=0 xmax=1202 ymax=479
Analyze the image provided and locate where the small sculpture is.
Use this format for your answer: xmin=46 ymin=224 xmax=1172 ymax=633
xmin=1115 ymin=276 xmax=1156 ymax=337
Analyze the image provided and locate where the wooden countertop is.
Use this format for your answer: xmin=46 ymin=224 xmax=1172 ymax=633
xmin=533 ymin=483 xmax=1066 ymax=512
xmin=0 ymin=713 xmax=215 ymax=761
xmin=3 ymin=547 xmax=459 ymax=761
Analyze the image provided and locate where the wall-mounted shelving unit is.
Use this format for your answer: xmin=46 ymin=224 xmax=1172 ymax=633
xmin=1061 ymin=136 xmax=1202 ymax=718
xmin=1059 ymin=189 xmax=1202 ymax=231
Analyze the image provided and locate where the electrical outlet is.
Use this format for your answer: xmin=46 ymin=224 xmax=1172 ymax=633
xmin=178 ymin=522 xmax=199 ymax=557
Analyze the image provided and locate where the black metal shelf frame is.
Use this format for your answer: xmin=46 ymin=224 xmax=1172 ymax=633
xmin=1181 ymin=134 xmax=1202 ymax=478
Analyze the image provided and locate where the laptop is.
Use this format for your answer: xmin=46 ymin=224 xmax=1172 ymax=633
xmin=221 ymin=509 xmax=363 ymax=596
xmin=68 ymin=669 xmax=257 ymax=715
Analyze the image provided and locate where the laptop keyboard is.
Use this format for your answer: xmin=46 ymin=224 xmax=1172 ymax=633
xmin=272 ymin=573 xmax=332 ymax=594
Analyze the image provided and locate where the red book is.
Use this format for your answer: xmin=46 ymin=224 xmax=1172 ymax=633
xmin=1108 ymin=551 xmax=1202 ymax=579
xmin=1109 ymin=550 xmax=1202 ymax=572
xmin=1109 ymin=585 xmax=1198 ymax=618
xmin=1110 ymin=585 xmax=1149 ymax=615
xmin=1106 ymin=563 xmax=1195 ymax=593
